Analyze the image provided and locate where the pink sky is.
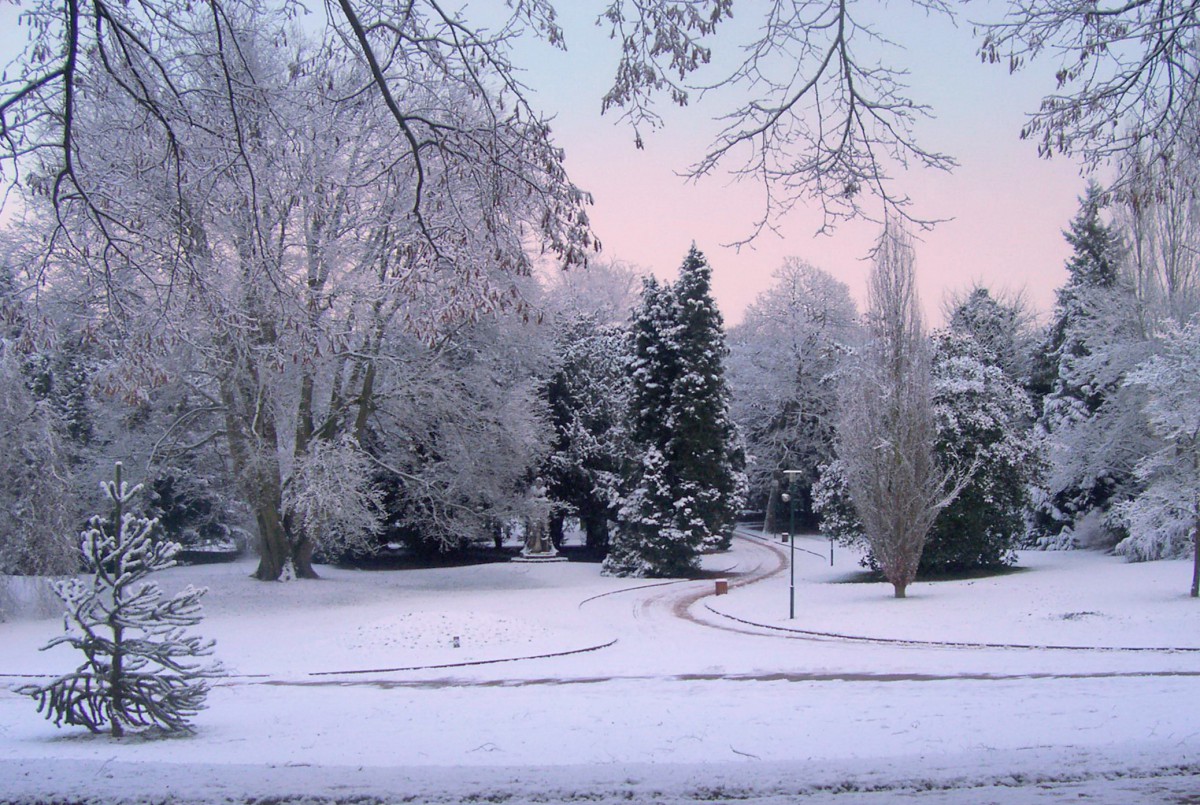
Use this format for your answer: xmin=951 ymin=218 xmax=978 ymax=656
xmin=517 ymin=4 xmax=1090 ymax=327
xmin=1 ymin=2 xmax=1091 ymax=327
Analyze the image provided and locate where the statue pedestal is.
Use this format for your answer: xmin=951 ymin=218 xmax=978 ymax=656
xmin=511 ymin=548 xmax=569 ymax=563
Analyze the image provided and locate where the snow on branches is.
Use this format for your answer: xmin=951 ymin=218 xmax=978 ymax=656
xmin=21 ymin=463 xmax=222 ymax=737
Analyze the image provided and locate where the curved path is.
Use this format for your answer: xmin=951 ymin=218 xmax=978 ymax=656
xmin=699 ymin=531 xmax=1200 ymax=654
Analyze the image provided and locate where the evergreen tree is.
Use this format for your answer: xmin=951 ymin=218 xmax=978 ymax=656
xmin=604 ymin=446 xmax=697 ymax=576
xmin=668 ymin=246 xmax=746 ymax=552
xmin=949 ymin=287 xmax=1028 ymax=381
xmin=1031 ymin=184 xmax=1143 ymax=547
xmin=605 ymin=277 xmax=693 ymax=576
xmin=605 ymin=247 xmax=746 ymax=576
xmin=923 ymin=327 xmax=1040 ymax=573
xmin=1030 ymin=182 xmax=1123 ymax=404
xmin=21 ymin=463 xmax=222 ymax=737
xmin=543 ymin=315 xmax=630 ymax=551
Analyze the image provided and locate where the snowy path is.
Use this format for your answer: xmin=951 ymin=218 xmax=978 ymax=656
xmin=2 ymin=537 xmax=1199 ymax=803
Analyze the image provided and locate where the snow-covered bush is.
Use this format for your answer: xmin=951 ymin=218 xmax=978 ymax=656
xmin=1113 ymin=320 xmax=1200 ymax=593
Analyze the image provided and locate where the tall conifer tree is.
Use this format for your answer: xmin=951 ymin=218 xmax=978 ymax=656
xmin=605 ymin=248 xmax=745 ymax=577
xmin=668 ymin=246 xmax=746 ymax=552
xmin=1032 ymin=184 xmax=1138 ymax=545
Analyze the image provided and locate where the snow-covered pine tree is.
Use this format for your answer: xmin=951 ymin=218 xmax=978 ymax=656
xmin=21 ymin=463 xmax=222 ymax=737
xmin=543 ymin=314 xmax=630 ymax=551
xmin=668 ymin=246 xmax=746 ymax=552
xmin=604 ymin=445 xmax=697 ymax=576
xmin=1031 ymin=184 xmax=1148 ymax=548
xmin=605 ymin=277 xmax=696 ymax=576
xmin=1029 ymin=183 xmax=1123 ymax=406
xmin=949 ymin=287 xmax=1029 ymax=382
xmin=605 ymin=249 xmax=746 ymax=576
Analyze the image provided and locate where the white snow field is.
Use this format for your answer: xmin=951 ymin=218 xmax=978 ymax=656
xmin=2 ymin=530 xmax=1199 ymax=804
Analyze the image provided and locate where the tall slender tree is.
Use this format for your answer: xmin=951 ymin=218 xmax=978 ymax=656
xmin=834 ymin=226 xmax=969 ymax=597
xmin=1031 ymin=185 xmax=1148 ymax=547
xmin=667 ymin=246 xmax=746 ymax=552
xmin=605 ymin=277 xmax=693 ymax=576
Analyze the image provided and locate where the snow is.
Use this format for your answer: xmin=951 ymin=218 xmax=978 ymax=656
xmin=2 ymin=532 xmax=1199 ymax=803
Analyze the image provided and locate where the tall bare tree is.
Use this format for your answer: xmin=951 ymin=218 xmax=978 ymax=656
xmin=835 ymin=225 xmax=969 ymax=597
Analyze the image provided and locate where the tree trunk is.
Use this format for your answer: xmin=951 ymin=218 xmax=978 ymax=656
xmin=292 ymin=535 xmax=318 ymax=579
xmin=765 ymin=479 xmax=780 ymax=534
xmin=549 ymin=512 xmax=565 ymax=549
xmin=252 ymin=502 xmax=290 ymax=581
xmin=1192 ymin=518 xmax=1199 ymax=598
xmin=585 ymin=516 xmax=610 ymax=551
xmin=893 ymin=582 xmax=907 ymax=599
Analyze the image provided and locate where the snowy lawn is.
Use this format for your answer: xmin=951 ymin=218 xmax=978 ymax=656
xmin=1 ymin=534 xmax=1199 ymax=803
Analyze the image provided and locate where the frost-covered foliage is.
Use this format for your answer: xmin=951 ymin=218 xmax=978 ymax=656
xmin=816 ymin=325 xmax=1040 ymax=576
xmin=606 ymin=247 xmax=746 ymax=577
xmin=1113 ymin=321 xmax=1200 ymax=592
xmin=285 ymin=437 xmax=385 ymax=561
xmin=948 ymin=287 xmax=1034 ymax=384
xmin=728 ymin=258 xmax=858 ymax=529
xmin=1031 ymin=185 xmax=1151 ymax=549
xmin=0 ymin=352 xmax=79 ymax=576
xmin=10 ymin=10 xmax=593 ymax=582
xmin=370 ymin=316 xmax=553 ymax=556
xmin=0 ymin=272 xmax=81 ymax=576
xmin=21 ymin=464 xmax=221 ymax=736
xmin=923 ymin=328 xmax=1039 ymax=573
xmin=543 ymin=315 xmax=630 ymax=550
xmin=146 ymin=472 xmax=244 ymax=554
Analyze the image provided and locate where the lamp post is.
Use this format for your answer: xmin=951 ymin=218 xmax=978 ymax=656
xmin=782 ymin=469 xmax=803 ymax=620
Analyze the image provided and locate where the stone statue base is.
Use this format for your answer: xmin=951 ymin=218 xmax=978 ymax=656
xmin=512 ymin=549 xmax=569 ymax=564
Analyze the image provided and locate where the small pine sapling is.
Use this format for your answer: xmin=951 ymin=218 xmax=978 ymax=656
xmin=21 ymin=463 xmax=222 ymax=737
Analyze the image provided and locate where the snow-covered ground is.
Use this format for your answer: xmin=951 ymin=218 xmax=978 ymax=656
xmin=2 ymin=531 xmax=1199 ymax=803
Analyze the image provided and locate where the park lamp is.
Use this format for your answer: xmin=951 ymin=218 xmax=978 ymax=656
xmin=782 ymin=469 xmax=804 ymax=620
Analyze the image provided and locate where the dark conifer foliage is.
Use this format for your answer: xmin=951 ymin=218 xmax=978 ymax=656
xmin=668 ymin=247 xmax=746 ymax=553
xmin=605 ymin=247 xmax=745 ymax=577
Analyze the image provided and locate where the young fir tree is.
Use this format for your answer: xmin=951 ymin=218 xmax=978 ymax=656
xmin=604 ymin=248 xmax=746 ymax=577
xmin=21 ymin=463 xmax=222 ymax=737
